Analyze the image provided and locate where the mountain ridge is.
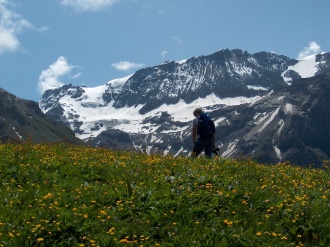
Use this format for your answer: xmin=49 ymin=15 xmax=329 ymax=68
xmin=0 ymin=87 xmax=82 ymax=145
xmin=10 ymin=48 xmax=330 ymax=166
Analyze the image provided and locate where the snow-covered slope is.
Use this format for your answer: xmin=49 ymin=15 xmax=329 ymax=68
xmin=282 ymin=53 xmax=328 ymax=84
xmin=45 ymin=90 xmax=262 ymax=140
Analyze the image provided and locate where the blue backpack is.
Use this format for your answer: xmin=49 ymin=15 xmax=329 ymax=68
xmin=197 ymin=112 xmax=216 ymax=139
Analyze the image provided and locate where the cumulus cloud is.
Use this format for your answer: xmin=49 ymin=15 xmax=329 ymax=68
xmin=37 ymin=56 xmax=78 ymax=94
xmin=112 ymin=61 xmax=144 ymax=71
xmin=60 ymin=0 xmax=119 ymax=12
xmin=0 ymin=0 xmax=33 ymax=54
xmin=298 ymin=41 xmax=322 ymax=59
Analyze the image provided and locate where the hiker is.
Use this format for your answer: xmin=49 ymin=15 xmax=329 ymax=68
xmin=192 ymin=107 xmax=216 ymax=158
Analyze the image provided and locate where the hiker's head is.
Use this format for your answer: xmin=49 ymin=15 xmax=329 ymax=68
xmin=193 ymin=107 xmax=203 ymax=117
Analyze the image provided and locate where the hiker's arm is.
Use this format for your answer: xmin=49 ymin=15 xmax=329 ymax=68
xmin=192 ymin=127 xmax=197 ymax=143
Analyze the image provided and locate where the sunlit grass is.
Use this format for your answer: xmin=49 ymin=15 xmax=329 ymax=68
xmin=0 ymin=142 xmax=330 ymax=246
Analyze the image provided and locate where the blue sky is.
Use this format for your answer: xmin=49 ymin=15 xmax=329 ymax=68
xmin=0 ymin=0 xmax=329 ymax=102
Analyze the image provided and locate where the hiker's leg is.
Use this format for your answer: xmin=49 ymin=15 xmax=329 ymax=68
xmin=193 ymin=139 xmax=204 ymax=157
xmin=204 ymin=138 xmax=213 ymax=158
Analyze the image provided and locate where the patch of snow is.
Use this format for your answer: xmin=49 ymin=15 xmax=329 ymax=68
xmin=282 ymin=54 xmax=319 ymax=83
xmin=247 ymin=85 xmax=269 ymax=91
xmin=277 ymin=119 xmax=285 ymax=134
xmin=107 ymin=75 xmax=132 ymax=87
xmin=257 ymin=107 xmax=280 ymax=133
xmin=214 ymin=117 xmax=226 ymax=126
xmin=160 ymin=126 xmax=189 ymax=134
xmin=81 ymin=85 xmax=108 ymax=104
xmin=150 ymin=134 xmax=157 ymax=143
xmin=146 ymin=145 xmax=153 ymax=155
xmin=284 ymin=103 xmax=293 ymax=115
xmin=274 ymin=145 xmax=281 ymax=161
xmin=13 ymin=127 xmax=23 ymax=140
xmin=174 ymin=146 xmax=184 ymax=157
xmin=163 ymin=145 xmax=171 ymax=156
xmin=253 ymin=113 xmax=261 ymax=120
xmin=176 ymin=59 xmax=187 ymax=65
xmin=253 ymin=112 xmax=268 ymax=125
xmin=222 ymin=139 xmax=239 ymax=157
xmin=230 ymin=61 xmax=253 ymax=76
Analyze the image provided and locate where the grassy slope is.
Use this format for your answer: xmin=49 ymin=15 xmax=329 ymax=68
xmin=0 ymin=143 xmax=330 ymax=246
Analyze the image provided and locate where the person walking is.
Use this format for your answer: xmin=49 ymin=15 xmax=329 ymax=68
xmin=192 ymin=107 xmax=215 ymax=158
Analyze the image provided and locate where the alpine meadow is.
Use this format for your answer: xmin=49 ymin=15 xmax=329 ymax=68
xmin=2 ymin=1 xmax=330 ymax=246
xmin=1 ymin=142 xmax=330 ymax=246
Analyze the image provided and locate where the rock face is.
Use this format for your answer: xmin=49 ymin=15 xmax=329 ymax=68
xmin=217 ymin=74 xmax=330 ymax=167
xmin=0 ymin=87 xmax=82 ymax=145
xmin=112 ymin=50 xmax=293 ymax=113
xmin=39 ymin=49 xmax=330 ymax=166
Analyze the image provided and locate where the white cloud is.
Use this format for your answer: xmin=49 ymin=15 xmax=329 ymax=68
xmin=161 ymin=50 xmax=168 ymax=58
xmin=112 ymin=61 xmax=144 ymax=71
xmin=171 ymin=36 xmax=182 ymax=44
xmin=37 ymin=56 xmax=78 ymax=94
xmin=0 ymin=28 xmax=19 ymax=53
xmin=60 ymin=0 xmax=119 ymax=12
xmin=36 ymin=26 xmax=49 ymax=32
xmin=298 ymin=41 xmax=322 ymax=59
xmin=71 ymin=72 xmax=82 ymax=79
xmin=0 ymin=0 xmax=33 ymax=54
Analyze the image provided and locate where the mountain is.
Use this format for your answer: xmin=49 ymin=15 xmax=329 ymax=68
xmin=39 ymin=49 xmax=330 ymax=166
xmin=0 ymin=87 xmax=82 ymax=145
xmin=218 ymin=73 xmax=330 ymax=166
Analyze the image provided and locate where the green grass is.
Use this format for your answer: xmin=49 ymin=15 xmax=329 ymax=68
xmin=0 ymin=143 xmax=330 ymax=246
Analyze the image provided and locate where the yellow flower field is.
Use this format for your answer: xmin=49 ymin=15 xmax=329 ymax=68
xmin=0 ymin=143 xmax=329 ymax=246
